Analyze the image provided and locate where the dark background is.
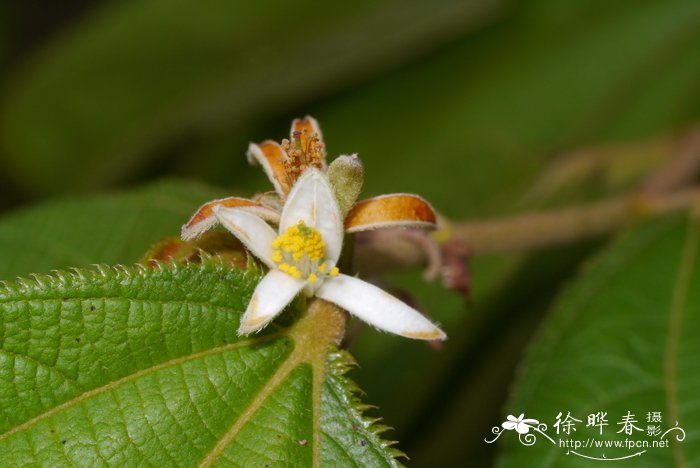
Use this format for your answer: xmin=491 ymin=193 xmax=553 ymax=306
xmin=1 ymin=1 xmax=699 ymax=465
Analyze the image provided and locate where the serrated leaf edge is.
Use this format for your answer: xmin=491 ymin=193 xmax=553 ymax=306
xmin=0 ymin=256 xmax=260 ymax=299
xmin=325 ymin=349 xmax=407 ymax=466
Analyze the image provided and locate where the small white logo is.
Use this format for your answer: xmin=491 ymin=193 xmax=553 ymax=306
xmin=485 ymin=411 xmax=685 ymax=462
xmin=501 ymin=414 xmax=540 ymax=435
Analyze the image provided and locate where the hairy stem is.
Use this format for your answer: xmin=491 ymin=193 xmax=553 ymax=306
xmin=452 ymin=188 xmax=699 ymax=255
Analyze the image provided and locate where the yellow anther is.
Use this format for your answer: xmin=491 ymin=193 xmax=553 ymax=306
xmin=271 ymin=222 xmax=325 ymax=260
xmin=318 ymin=263 xmax=327 ymax=272
xmin=329 ymin=267 xmax=339 ymax=276
xmin=308 ymin=274 xmax=318 ymax=284
xmin=271 ymin=220 xmax=329 ymax=279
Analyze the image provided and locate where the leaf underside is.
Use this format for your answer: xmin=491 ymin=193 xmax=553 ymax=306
xmin=0 ymin=261 xmax=401 ymax=466
xmin=498 ymin=213 xmax=700 ymax=467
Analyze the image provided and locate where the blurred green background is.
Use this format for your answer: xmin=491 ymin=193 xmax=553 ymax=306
xmin=1 ymin=0 xmax=700 ymax=466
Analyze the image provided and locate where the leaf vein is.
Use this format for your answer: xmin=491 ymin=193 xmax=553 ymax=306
xmin=0 ymin=334 xmax=280 ymax=443
xmin=0 ymin=348 xmax=81 ymax=389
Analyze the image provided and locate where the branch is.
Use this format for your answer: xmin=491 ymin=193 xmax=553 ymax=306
xmin=452 ymin=188 xmax=699 ymax=255
xmin=642 ymin=123 xmax=700 ymax=194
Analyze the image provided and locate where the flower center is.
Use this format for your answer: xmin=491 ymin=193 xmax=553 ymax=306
xmin=281 ymin=130 xmax=325 ymax=188
xmin=271 ymin=221 xmax=339 ymax=283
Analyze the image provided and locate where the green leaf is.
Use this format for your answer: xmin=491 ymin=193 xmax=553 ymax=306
xmin=0 ymin=261 xmax=401 ymax=466
xmin=498 ymin=213 xmax=700 ymax=467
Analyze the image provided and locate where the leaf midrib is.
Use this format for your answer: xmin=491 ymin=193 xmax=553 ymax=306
xmin=197 ymin=299 xmax=345 ymax=467
xmin=664 ymin=215 xmax=699 ymax=467
xmin=196 ymin=340 xmax=306 ymax=467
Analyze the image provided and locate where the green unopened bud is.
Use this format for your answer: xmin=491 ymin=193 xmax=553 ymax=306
xmin=328 ymin=154 xmax=364 ymax=216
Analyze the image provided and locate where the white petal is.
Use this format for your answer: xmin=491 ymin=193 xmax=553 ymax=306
xmin=515 ymin=423 xmax=530 ymax=434
xmin=280 ymin=169 xmax=343 ymax=263
xmin=316 ymin=274 xmax=446 ymax=340
xmin=181 ymin=202 xmax=279 ymax=241
xmin=214 ymin=206 xmax=277 ymax=268
xmin=522 ymin=418 xmax=539 ymax=426
xmin=506 ymin=415 xmax=518 ymax=422
xmin=502 ymin=422 xmax=517 ymax=430
xmin=238 ymin=270 xmax=307 ymax=335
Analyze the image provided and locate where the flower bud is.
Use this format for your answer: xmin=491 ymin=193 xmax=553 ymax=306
xmin=328 ymin=154 xmax=364 ymax=216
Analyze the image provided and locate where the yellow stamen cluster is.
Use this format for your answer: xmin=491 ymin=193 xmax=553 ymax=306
xmin=272 ymin=221 xmax=338 ymax=283
xmin=272 ymin=221 xmax=325 ymax=262
xmin=281 ymin=130 xmax=325 ymax=187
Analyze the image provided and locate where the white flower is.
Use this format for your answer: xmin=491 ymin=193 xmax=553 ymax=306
xmin=214 ymin=168 xmax=446 ymax=340
xmin=502 ymin=414 xmax=539 ymax=434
